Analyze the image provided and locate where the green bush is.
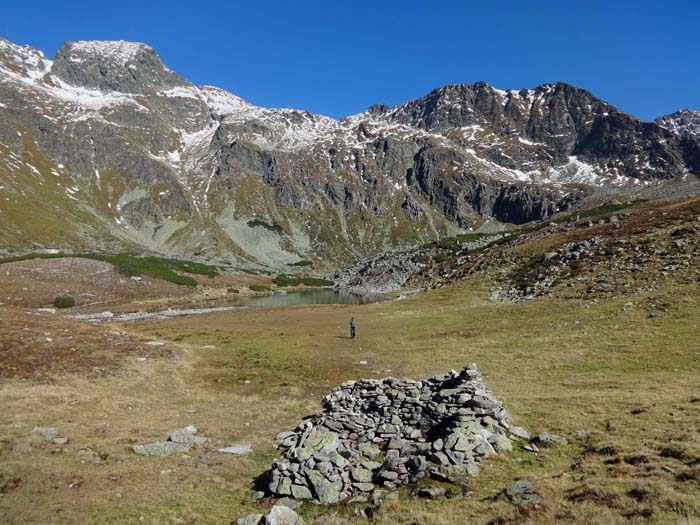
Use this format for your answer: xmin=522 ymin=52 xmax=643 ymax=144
xmin=227 ymin=287 xmax=240 ymax=294
xmin=53 ymin=296 xmax=75 ymax=308
xmin=288 ymin=260 xmax=313 ymax=267
xmin=250 ymin=284 xmax=271 ymax=292
xmin=247 ymin=219 xmax=285 ymax=234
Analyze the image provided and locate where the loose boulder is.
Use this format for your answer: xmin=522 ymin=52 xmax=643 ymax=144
xmin=132 ymin=426 xmax=207 ymax=458
xmin=237 ymin=505 xmax=304 ymax=525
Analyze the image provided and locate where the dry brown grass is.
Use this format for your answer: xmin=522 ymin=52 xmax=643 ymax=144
xmin=0 ymin=278 xmax=698 ymax=523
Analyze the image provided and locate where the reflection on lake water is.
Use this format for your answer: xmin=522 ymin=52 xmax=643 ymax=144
xmin=72 ymin=289 xmax=385 ymax=323
xmin=232 ymin=289 xmax=384 ymax=307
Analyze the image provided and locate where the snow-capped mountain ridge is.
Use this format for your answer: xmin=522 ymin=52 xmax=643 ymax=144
xmin=1 ymin=37 xmax=699 ymax=265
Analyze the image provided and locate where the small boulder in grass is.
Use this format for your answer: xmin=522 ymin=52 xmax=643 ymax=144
xmin=418 ymin=486 xmax=447 ymax=499
xmin=132 ymin=426 xmax=207 ymax=458
xmin=504 ymin=480 xmax=542 ymax=504
xmin=236 ymin=505 xmax=305 ymax=525
xmin=219 ymin=443 xmax=252 ymax=455
xmin=32 ymin=427 xmax=58 ymax=440
xmin=531 ymin=433 xmax=568 ymax=446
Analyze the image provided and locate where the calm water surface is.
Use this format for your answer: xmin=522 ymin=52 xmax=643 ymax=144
xmin=232 ymin=289 xmax=384 ymax=307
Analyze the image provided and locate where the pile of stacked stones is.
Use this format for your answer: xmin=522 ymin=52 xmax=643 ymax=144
xmin=267 ymin=364 xmax=527 ymax=504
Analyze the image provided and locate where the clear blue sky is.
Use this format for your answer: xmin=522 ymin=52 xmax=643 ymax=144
xmin=2 ymin=0 xmax=698 ymax=120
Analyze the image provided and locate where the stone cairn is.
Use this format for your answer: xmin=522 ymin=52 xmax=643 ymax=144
xmin=266 ymin=364 xmax=526 ymax=504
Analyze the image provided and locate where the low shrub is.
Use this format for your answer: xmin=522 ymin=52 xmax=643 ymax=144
xmin=53 ymin=296 xmax=75 ymax=308
xmin=247 ymin=219 xmax=284 ymax=234
xmin=288 ymin=260 xmax=312 ymax=267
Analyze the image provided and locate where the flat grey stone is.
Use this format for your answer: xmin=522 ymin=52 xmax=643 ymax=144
xmin=32 ymin=427 xmax=58 ymax=439
xmin=169 ymin=426 xmax=207 ymax=445
xmin=351 ymin=467 xmax=372 ymax=483
xmin=237 ymin=514 xmax=264 ymax=525
xmin=307 ymin=471 xmax=339 ymax=504
xmin=418 ymin=486 xmax=447 ymax=499
xmin=532 ymin=433 xmax=567 ymax=446
xmin=352 ymin=482 xmax=374 ymax=492
xmin=219 ymin=443 xmax=252 ymax=455
xmin=266 ymin=505 xmax=305 ymax=525
xmin=505 ymin=480 xmax=542 ymax=503
xmin=132 ymin=440 xmax=190 ymax=458
xmin=509 ymin=426 xmax=530 ymax=440
xmin=291 ymin=484 xmax=313 ymax=499
xmin=491 ymin=435 xmax=513 ymax=452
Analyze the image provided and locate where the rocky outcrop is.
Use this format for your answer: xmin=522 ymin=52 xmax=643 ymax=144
xmin=331 ymin=247 xmax=426 ymax=294
xmin=265 ymin=364 xmax=525 ymax=504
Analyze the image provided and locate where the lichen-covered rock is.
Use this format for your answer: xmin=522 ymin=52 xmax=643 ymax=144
xmin=31 ymin=427 xmax=58 ymax=440
xmin=236 ymin=505 xmax=305 ymax=525
xmin=131 ymin=426 xmax=206 ymax=457
xmin=131 ymin=441 xmax=189 ymax=458
xmin=169 ymin=426 xmax=207 ymax=446
xmin=237 ymin=514 xmax=264 ymax=525
xmin=265 ymin=505 xmax=305 ymax=525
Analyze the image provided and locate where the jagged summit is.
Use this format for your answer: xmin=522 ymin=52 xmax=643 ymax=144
xmin=51 ymin=39 xmax=189 ymax=94
xmin=655 ymin=109 xmax=700 ymax=138
xmin=0 ymin=37 xmax=51 ymax=80
xmin=384 ymin=81 xmax=617 ymax=132
xmin=60 ymin=40 xmax=154 ymax=63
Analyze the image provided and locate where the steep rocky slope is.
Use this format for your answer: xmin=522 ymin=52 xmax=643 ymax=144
xmin=333 ymin=196 xmax=700 ymax=298
xmin=413 ymin=197 xmax=700 ymax=300
xmin=1 ymin=37 xmax=698 ymax=268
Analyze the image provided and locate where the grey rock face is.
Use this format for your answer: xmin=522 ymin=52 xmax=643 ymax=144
xmin=265 ymin=364 xmax=524 ymax=503
xmin=52 ymin=40 xmax=190 ymax=94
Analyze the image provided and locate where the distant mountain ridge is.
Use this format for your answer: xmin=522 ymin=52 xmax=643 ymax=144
xmin=0 ymin=37 xmax=698 ymax=268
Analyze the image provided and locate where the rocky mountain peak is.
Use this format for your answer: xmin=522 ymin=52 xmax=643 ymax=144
xmin=1 ymin=36 xmax=699 ymax=266
xmin=51 ymin=40 xmax=190 ymax=94
xmin=0 ymin=37 xmax=51 ymax=80
xmin=366 ymin=103 xmax=390 ymax=116
xmin=655 ymin=109 xmax=700 ymax=138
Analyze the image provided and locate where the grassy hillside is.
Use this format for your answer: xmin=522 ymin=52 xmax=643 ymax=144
xmin=0 ymin=253 xmax=219 ymax=286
